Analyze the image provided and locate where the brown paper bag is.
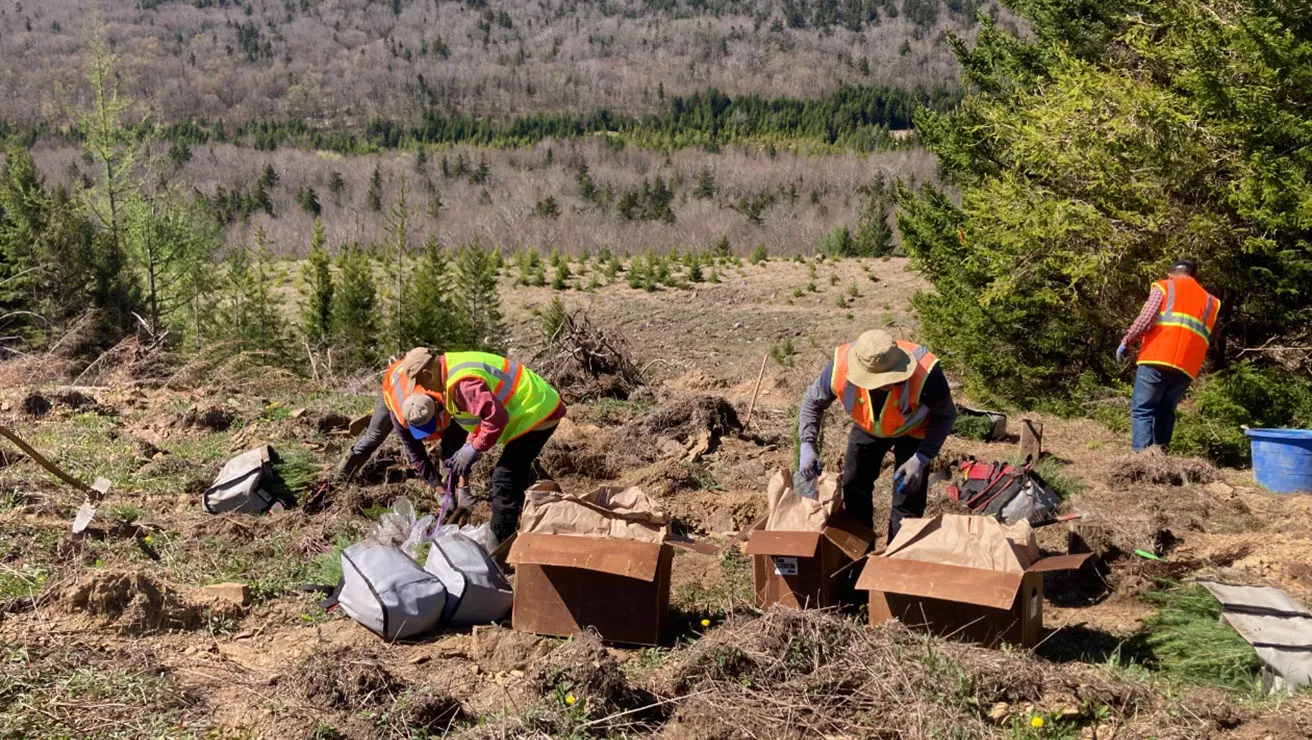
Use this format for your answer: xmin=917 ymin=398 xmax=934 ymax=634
xmin=519 ymin=482 xmax=668 ymax=543
xmin=884 ymin=514 xmax=1038 ymax=572
xmin=764 ymin=469 xmax=839 ymax=532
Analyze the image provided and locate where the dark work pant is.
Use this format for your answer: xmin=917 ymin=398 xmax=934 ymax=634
xmin=442 ymin=423 xmax=557 ymax=543
xmin=842 ymin=426 xmax=927 ymax=542
xmin=349 ymin=394 xmax=393 ymax=458
xmin=1131 ymin=364 xmax=1192 ymax=452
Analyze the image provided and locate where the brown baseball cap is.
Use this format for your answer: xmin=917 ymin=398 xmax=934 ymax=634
xmin=401 ymin=347 xmax=436 ymax=387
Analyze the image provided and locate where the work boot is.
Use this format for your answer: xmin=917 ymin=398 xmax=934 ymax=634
xmin=333 ymin=450 xmax=371 ymax=484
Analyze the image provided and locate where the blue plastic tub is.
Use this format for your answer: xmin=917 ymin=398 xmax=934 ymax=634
xmin=1245 ymin=428 xmax=1312 ymax=494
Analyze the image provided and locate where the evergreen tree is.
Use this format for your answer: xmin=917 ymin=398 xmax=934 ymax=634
xmin=576 ymin=161 xmax=598 ymax=202
xmin=299 ymin=217 xmax=334 ymax=349
xmin=899 ymin=0 xmax=1312 ymax=407
xmin=332 ymin=244 xmax=380 ymax=371
xmin=328 ymin=171 xmax=345 ymax=206
xmin=0 ymin=145 xmax=98 ymax=345
xmin=76 ymin=10 xmax=140 ymax=336
xmin=219 ymin=225 xmax=287 ymax=362
xmin=400 ymin=236 xmax=462 ymax=351
xmin=365 ymin=164 xmax=383 ymax=212
xmin=694 ymin=166 xmax=716 ymax=199
xmin=123 ymin=189 xmax=219 ymax=342
xmin=453 ymin=241 xmax=504 ymax=352
xmin=384 ymin=175 xmax=412 ymax=355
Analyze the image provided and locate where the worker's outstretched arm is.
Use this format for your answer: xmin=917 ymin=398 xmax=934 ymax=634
xmin=797 ymin=361 xmax=837 ymax=478
xmin=798 ymin=361 xmax=837 ymax=445
xmin=914 ymin=366 xmax=956 ymax=461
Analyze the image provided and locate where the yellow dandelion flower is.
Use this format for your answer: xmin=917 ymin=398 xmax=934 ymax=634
xmin=1030 ymin=716 xmax=1044 ymax=728
xmin=700 ymin=619 xmax=711 ymax=627
xmin=565 ymin=694 xmax=577 ymax=706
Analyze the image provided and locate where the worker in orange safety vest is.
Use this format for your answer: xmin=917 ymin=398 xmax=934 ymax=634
xmin=797 ymin=330 xmax=957 ymax=540
xmin=1117 ymin=259 xmax=1220 ymax=452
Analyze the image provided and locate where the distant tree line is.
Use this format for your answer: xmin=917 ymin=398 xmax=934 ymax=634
xmin=90 ymin=85 xmax=958 ymax=155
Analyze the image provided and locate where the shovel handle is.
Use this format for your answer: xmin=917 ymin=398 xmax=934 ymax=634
xmin=0 ymin=423 xmax=94 ymax=496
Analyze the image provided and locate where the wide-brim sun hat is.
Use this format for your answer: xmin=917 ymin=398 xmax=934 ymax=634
xmin=845 ymin=329 xmax=914 ymax=390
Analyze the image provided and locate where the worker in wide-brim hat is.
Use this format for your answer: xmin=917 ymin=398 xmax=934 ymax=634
xmin=336 ymin=347 xmax=565 ymax=545
xmin=797 ymin=330 xmax=957 ymax=540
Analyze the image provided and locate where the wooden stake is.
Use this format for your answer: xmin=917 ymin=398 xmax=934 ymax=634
xmin=743 ymin=352 xmax=769 ymax=430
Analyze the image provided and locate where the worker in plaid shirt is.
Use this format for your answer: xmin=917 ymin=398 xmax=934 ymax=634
xmin=1117 ymin=259 xmax=1220 ymax=452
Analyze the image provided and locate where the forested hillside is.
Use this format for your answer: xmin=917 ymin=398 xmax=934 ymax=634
xmin=0 ymin=0 xmax=1005 ymax=127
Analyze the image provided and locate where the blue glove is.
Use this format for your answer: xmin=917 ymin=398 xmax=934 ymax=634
xmin=893 ymin=453 xmax=930 ymax=493
xmin=798 ymin=442 xmax=822 ymax=480
xmin=1115 ymin=343 xmax=1128 ymax=364
xmin=447 ymin=444 xmax=481 ymax=478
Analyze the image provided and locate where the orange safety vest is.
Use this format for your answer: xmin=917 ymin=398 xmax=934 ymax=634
xmin=381 ymin=358 xmax=448 ymax=431
xmin=830 ymin=340 xmax=939 ymax=439
xmin=1137 ymin=276 xmax=1219 ymax=380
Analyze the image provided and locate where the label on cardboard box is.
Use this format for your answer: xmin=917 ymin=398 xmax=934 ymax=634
xmin=773 ymin=556 xmax=799 ymax=576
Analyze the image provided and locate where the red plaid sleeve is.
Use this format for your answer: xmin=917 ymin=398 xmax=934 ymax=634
xmin=1122 ymin=286 xmax=1164 ymax=346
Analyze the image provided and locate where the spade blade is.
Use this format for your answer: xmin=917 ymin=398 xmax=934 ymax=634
xmin=72 ymin=499 xmax=97 ymax=533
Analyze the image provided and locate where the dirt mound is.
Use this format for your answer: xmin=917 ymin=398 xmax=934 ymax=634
xmin=58 ymin=571 xmax=228 ymax=634
xmin=296 ymin=645 xmax=404 ymax=710
xmin=531 ymin=630 xmax=657 ymax=727
xmin=1108 ymin=451 xmax=1220 ymax=487
xmin=21 ymin=392 xmax=51 ymax=417
xmin=471 ymin=625 xmax=555 ymax=673
xmin=536 ymin=421 xmax=621 ymax=480
xmin=178 ymin=405 xmax=237 ymax=432
xmin=653 ymin=607 xmax=1205 ymax=739
xmin=622 ymin=395 xmax=742 ymax=462
xmin=390 ymin=689 xmax=468 ymax=734
xmin=315 ymin=411 xmax=351 ymax=434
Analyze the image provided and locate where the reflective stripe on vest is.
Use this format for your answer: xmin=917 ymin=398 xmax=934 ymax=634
xmin=830 ymin=340 xmax=938 ymax=439
xmin=1138 ymin=276 xmax=1220 ymax=379
xmin=382 ymin=360 xmax=412 ymax=420
xmin=443 ymin=351 xmax=561 ymax=444
xmin=1158 ymin=279 xmax=1217 ymax=343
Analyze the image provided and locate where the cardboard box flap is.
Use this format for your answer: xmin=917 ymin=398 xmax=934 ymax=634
xmin=822 ymin=513 xmax=876 ymax=561
xmin=507 ymin=532 xmax=664 ymax=581
xmin=1024 ymin=553 xmax=1091 ymax=573
xmin=856 ymin=556 xmax=1024 ymax=610
xmin=744 ymin=530 xmax=823 ymax=557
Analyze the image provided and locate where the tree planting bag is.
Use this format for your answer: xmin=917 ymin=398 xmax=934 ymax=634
xmin=423 ymin=530 xmax=513 ymax=628
xmin=338 ymin=540 xmax=448 ymax=641
xmin=202 ymin=445 xmax=275 ymax=514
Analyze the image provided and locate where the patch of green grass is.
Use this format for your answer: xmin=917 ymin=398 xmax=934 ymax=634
xmin=1030 ymin=457 xmax=1086 ymax=500
xmin=0 ymin=564 xmax=48 ymax=600
xmin=0 ymin=644 xmax=208 ymax=737
xmin=109 ymin=504 xmax=147 ymax=524
xmin=586 ymin=397 xmax=654 ymax=425
xmin=681 ymin=462 xmax=723 ymax=491
xmin=768 ymin=339 xmax=797 ymax=367
xmin=952 ymin=413 xmax=996 ymax=441
xmin=1131 ymin=583 xmax=1263 ymax=695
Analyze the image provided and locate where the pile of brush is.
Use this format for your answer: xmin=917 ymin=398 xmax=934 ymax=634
xmin=534 ymin=301 xmax=643 ymax=402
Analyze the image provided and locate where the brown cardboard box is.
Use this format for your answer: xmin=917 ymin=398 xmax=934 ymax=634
xmin=507 ymin=532 xmax=673 ymax=646
xmin=744 ymin=513 xmax=874 ymax=609
xmin=856 ymin=549 xmax=1090 ymax=648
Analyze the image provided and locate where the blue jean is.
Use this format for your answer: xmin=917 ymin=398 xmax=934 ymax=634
xmin=1131 ymin=365 xmax=1192 ymax=452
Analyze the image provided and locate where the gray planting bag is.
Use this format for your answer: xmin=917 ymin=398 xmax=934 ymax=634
xmin=339 ymin=540 xmax=448 ymax=641
xmin=202 ymin=445 xmax=275 ymax=514
xmin=423 ymin=530 xmax=513 ymax=628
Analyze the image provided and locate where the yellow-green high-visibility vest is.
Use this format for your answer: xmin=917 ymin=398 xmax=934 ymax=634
xmin=442 ymin=351 xmax=561 ymax=444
